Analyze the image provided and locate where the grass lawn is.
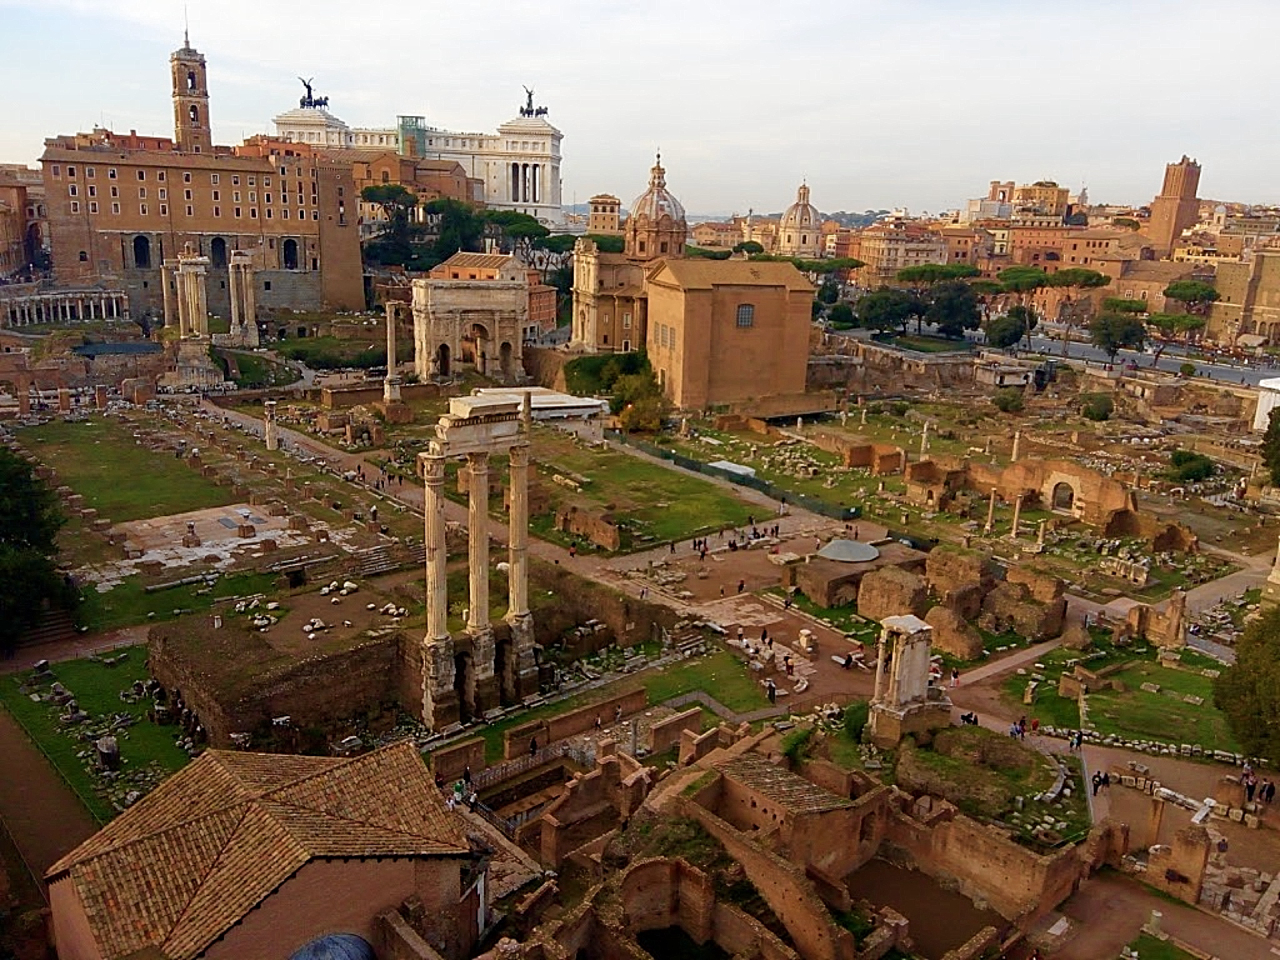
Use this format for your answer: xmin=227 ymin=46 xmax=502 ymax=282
xmin=1088 ymin=658 xmax=1237 ymax=752
xmin=79 ymin=570 xmax=278 ymax=632
xmin=885 ymin=335 xmax=973 ymax=354
xmin=1125 ymin=933 xmax=1197 ymax=960
xmin=0 ymin=646 xmax=190 ymax=823
xmin=22 ymin=417 xmax=234 ymax=522
xmin=531 ymin=429 xmax=754 ymax=550
xmin=216 ymin=349 xmax=297 ymax=388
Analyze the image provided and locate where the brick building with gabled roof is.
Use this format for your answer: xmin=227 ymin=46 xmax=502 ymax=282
xmin=46 ymin=742 xmax=486 ymax=960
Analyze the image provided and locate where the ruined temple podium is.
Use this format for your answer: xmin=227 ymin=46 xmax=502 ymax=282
xmin=868 ymin=614 xmax=952 ymax=748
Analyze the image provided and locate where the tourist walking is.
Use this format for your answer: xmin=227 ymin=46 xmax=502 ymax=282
xmin=950 ymin=668 xmax=959 ymax=688
xmin=765 ymin=678 xmax=776 ymax=704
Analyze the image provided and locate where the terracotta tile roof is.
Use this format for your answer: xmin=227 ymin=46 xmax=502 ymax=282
xmin=653 ymin=258 xmax=814 ymax=293
xmin=47 ymin=742 xmax=469 ymax=960
xmin=439 ymin=252 xmax=515 ymax=270
xmin=716 ymin=754 xmax=853 ymax=815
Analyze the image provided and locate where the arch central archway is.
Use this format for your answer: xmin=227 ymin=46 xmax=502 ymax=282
xmin=1051 ymin=481 xmax=1076 ymax=512
xmin=434 ymin=343 xmax=451 ymax=377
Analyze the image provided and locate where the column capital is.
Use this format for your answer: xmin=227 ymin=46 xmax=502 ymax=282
xmin=419 ymin=452 xmax=446 ymax=481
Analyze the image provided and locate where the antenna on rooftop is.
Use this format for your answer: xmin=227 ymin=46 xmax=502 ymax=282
xmin=184 ymin=4 xmax=190 ymax=46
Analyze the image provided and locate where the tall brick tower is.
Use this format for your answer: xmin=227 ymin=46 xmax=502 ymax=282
xmin=1148 ymin=155 xmax=1201 ymax=257
xmin=171 ymin=32 xmax=212 ymax=154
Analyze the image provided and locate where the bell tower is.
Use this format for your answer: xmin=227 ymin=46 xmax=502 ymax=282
xmin=171 ymin=32 xmax=212 ymax=154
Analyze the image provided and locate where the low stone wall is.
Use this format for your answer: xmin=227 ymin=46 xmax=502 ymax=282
xmin=429 ymin=738 xmax=485 ymax=784
xmin=502 ymin=688 xmax=648 ymax=760
xmin=648 ymin=708 xmax=703 ymax=755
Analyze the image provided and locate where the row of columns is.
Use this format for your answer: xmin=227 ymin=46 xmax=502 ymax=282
xmin=162 ymin=248 xmax=210 ymax=339
xmin=1 ymin=292 xmax=128 ymax=327
xmin=227 ymin=253 xmax=257 ymax=342
xmin=510 ymin=161 xmax=543 ymax=204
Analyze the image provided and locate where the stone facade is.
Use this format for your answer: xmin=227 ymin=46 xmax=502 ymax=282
xmin=412 ymin=262 xmax=529 ymax=381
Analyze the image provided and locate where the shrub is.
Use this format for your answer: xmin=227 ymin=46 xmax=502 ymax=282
xmin=781 ymin=726 xmax=815 ymax=763
xmin=843 ymin=701 xmax=870 ymax=742
xmin=1179 ymin=362 xmax=1196 ymax=377
xmin=1168 ymin=449 xmax=1214 ymax=482
xmin=1081 ymin=394 xmax=1113 ymax=421
xmin=992 ymin=388 xmax=1024 ymax=413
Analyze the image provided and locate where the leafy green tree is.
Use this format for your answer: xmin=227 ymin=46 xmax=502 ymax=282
xmin=1214 ymin=607 xmax=1280 ymax=766
xmin=584 ymin=233 xmax=625 ymax=254
xmin=998 ymin=267 xmax=1050 ymax=348
xmin=896 ymin=263 xmax=980 ymax=334
xmin=540 ymin=234 xmax=579 ymax=255
xmin=984 ymin=311 xmax=1029 ymax=350
xmin=1179 ymin=361 xmax=1196 ymax=377
xmin=1163 ymin=280 xmax=1220 ymax=316
xmin=0 ymin=448 xmax=76 ymax=653
xmin=828 ymin=303 xmax=855 ymax=328
xmin=1262 ymin=408 xmax=1280 ymax=485
xmin=361 ymin=184 xmax=418 ymax=266
xmin=425 ymin=198 xmax=485 ymax=262
xmin=1102 ymin=297 xmax=1148 ymax=315
xmin=1090 ymin=313 xmax=1146 ymax=362
xmin=612 ymin=368 xmax=670 ymax=432
xmin=926 ymin=280 xmax=981 ymax=339
xmin=856 ymin=287 xmax=925 ymax=334
xmin=1113 ymin=217 xmax=1140 ymax=231
xmin=733 ymin=240 xmax=765 ymax=255
xmin=817 ymin=276 xmax=841 ymax=304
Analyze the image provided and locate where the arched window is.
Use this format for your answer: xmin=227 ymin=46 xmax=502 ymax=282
xmin=380 ymin=170 xmax=389 ymax=184
xmin=78 ymin=250 xmax=88 ymax=262
xmin=283 ymin=238 xmax=299 ymax=270
xmin=189 ymin=105 xmax=200 ymax=125
xmin=736 ymin=304 xmax=755 ymax=328
xmin=186 ymin=70 xmax=197 ymax=92
xmin=132 ymin=235 xmax=151 ymax=269
xmin=210 ymin=237 xmax=227 ymax=268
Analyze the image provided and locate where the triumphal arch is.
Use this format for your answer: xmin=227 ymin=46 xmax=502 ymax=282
xmin=418 ymin=394 xmax=537 ymax=731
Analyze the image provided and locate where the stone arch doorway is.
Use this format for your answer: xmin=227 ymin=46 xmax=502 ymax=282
xmin=283 ymin=238 xmax=299 ymax=270
xmin=1051 ymin=481 xmax=1076 ymax=513
xmin=464 ymin=322 xmax=491 ymax=375
xmin=499 ymin=341 xmax=514 ymax=380
xmin=133 ymin=235 xmax=151 ymax=269
xmin=434 ymin=343 xmax=451 ymax=378
xmin=210 ymin=237 xmax=227 ymax=268
xmin=454 ymin=650 xmax=477 ymax=723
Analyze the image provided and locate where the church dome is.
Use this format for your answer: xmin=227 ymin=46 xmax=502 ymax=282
xmin=289 ymin=934 xmax=375 ymax=960
xmin=777 ymin=183 xmax=822 ymax=257
xmin=629 ymin=153 xmax=686 ymax=224
xmin=780 ymin=183 xmax=820 ymax=232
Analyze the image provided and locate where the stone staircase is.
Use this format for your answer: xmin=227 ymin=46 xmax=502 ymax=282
xmin=19 ymin=609 xmax=77 ymax=648
xmin=355 ymin=544 xmax=399 ymax=578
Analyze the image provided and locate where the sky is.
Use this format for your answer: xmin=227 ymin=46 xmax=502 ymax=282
xmin=3 ymin=0 xmax=1279 ymax=217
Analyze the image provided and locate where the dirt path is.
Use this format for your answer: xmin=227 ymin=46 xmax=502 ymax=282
xmin=1053 ymin=869 xmax=1277 ymax=960
xmin=0 ymin=708 xmax=98 ymax=892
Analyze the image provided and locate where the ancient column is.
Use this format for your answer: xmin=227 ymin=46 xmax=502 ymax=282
xmin=1011 ymin=430 xmax=1022 ymax=462
xmin=161 ymin=265 xmax=174 ymax=333
xmin=242 ymin=262 xmax=256 ymax=330
xmin=984 ymin=487 xmax=997 ymax=534
xmin=1010 ymin=494 xmax=1023 ymax=539
xmin=228 ymin=262 xmax=241 ymax=334
xmin=383 ymin=301 xmax=401 ymax=403
xmin=872 ymin=630 xmax=887 ymax=705
xmin=422 ymin=453 xmax=450 ymax=643
xmin=263 ymin=400 xmax=278 ymax=451
xmin=192 ymin=262 xmax=209 ymax=337
xmin=466 ymin=452 xmax=491 ymax=636
xmin=919 ymin=421 xmax=930 ymax=458
xmin=1037 ymin=518 xmax=1047 ymax=547
xmin=507 ymin=444 xmax=530 ymax=619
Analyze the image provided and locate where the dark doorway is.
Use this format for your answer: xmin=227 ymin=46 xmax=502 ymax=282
xmin=1052 ymin=482 xmax=1076 ymax=512
xmin=132 ymin=235 xmax=151 ymax=269
xmin=210 ymin=237 xmax=227 ymax=268
xmin=283 ymin=238 xmax=299 ymax=270
xmin=436 ymin=343 xmax=451 ymax=377
xmin=499 ymin=341 xmax=514 ymax=380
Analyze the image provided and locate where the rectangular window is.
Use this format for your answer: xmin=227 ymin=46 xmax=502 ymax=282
xmin=159 ymin=188 xmax=167 ymax=200
xmin=186 ymin=205 xmax=194 ymax=217
xmin=266 ymin=208 xmax=272 ymax=219
xmin=108 ymin=168 xmax=117 ymax=179
xmin=139 ymin=203 xmax=147 ymax=216
xmin=213 ymin=206 xmax=220 ymax=217
xmin=235 ymin=207 xmax=241 ymax=218
xmin=67 ymin=165 xmax=76 ymax=177
xmin=736 ymin=304 xmax=755 ymax=327
xmin=183 ymin=171 xmax=192 ymax=183
xmin=137 ymin=169 xmax=146 ymax=181
xmin=211 ymin=173 xmax=220 ymax=185
xmin=265 ymin=177 xmax=272 ymax=188
xmin=250 ymin=208 xmax=257 ymax=218
xmin=312 ymin=210 xmax=319 ymax=220
xmin=159 ymin=204 xmax=168 ymax=216
xmin=265 ymin=194 xmax=272 ymax=204
xmin=157 ymin=170 xmax=165 ymax=181
xmin=86 ymin=167 xmax=95 ymax=178
xmin=52 ymin=164 xmax=61 ymax=178
xmin=623 ymin=313 xmax=632 ymax=329
xmin=87 ymin=185 xmax=96 ymax=197
xmin=184 ymin=189 xmax=192 ymax=201
xmin=232 ymin=175 xmax=240 ymax=185
xmin=280 ymin=166 xmax=286 ymax=176
xmin=111 ymin=202 xmax=120 ymax=215
xmin=249 ymin=192 xmax=257 ymax=203
xmin=211 ymin=190 xmax=219 ymax=201
xmin=248 ymin=177 xmax=256 ymax=186
xmin=68 ymin=184 xmax=78 ymax=197
xmin=87 ymin=201 xmax=96 ymax=214
xmin=233 ymin=191 xmax=241 ymax=203
xmin=138 ymin=187 xmax=146 ymax=199
xmin=282 ymin=209 xmax=289 ymax=219
xmin=70 ymin=200 xmax=80 ymax=213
